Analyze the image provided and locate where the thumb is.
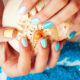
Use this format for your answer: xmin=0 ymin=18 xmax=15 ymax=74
xmin=0 ymin=27 xmax=17 ymax=42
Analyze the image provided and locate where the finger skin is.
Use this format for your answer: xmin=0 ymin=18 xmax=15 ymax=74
xmin=48 ymin=40 xmax=65 ymax=68
xmin=31 ymin=38 xmax=49 ymax=73
xmin=0 ymin=27 xmax=17 ymax=42
xmin=68 ymin=25 xmax=80 ymax=39
xmin=0 ymin=38 xmax=31 ymax=77
xmin=19 ymin=0 xmax=39 ymax=13
xmin=50 ymin=1 xmax=79 ymax=25
xmin=17 ymin=38 xmax=31 ymax=75
xmin=35 ymin=0 xmax=68 ymax=23
xmin=74 ymin=11 xmax=80 ymax=24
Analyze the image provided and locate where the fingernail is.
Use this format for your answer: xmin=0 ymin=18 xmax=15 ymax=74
xmin=19 ymin=6 xmax=27 ymax=15
xmin=41 ymin=38 xmax=47 ymax=48
xmin=55 ymin=43 xmax=60 ymax=51
xmin=43 ymin=21 xmax=54 ymax=29
xmin=21 ymin=38 xmax=28 ymax=47
xmin=69 ymin=31 xmax=76 ymax=39
xmin=4 ymin=29 xmax=14 ymax=38
xmin=31 ymin=18 xmax=40 ymax=25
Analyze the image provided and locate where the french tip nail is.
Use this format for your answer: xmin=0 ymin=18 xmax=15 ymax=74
xmin=21 ymin=38 xmax=28 ymax=47
xmin=55 ymin=43 xmax=60 ymax=51
xmin=69 ymin=31 xmax=76 ymax=39
xmin=31 ymin=18 xmax=40 ymax=25
xmin=41 ymin=38 xmax=47 ymax=48
xmin=18 ymin=6 xmax=27 ymax=15
xmin=43 ymin=21 xmax=54 ymax=29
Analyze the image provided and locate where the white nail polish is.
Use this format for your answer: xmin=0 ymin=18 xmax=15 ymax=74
xmin=19 ymin=6 xmax=27 ymax=15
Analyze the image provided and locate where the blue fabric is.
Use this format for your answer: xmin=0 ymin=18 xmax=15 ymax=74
xmin=0 ymin=41 xmax=80 ymax=80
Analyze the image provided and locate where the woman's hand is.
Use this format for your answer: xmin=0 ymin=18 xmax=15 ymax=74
xmin=0 ymin=0 xmax=17 ymax=42
xmin=0 ymin=37 xmax=65 ymax=77
xmin=19 ymin=0 xmax=80 ymax=27
xmin=19 ymin=0 xmax=80 ymax=39
xmin=0 ymin=38 xmax=32 ymax=77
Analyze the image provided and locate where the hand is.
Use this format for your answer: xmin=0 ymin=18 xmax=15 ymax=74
xmin=0 ymin=37 xmax=65 ymax=77
xmin=19 ymin=0 xmax=80 ymax=27
xmin=0 ymin=0 xmax=17 ymax=42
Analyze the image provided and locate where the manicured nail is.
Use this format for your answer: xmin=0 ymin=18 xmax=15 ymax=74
xmin=4 ymin=29 xmax=14 ymax=38
xmin=43 ymin=21 xmax=54 ymax=29
xmin=21 ymin=38 xmax=28 ymax=47
xmin=69 ymin=31 xmax=76 ymax=39
xmin=41 ymin=38 xmax=47 ymax=48
xmin=31 ymin=18 xmax=40 ymax=25
xmin=19 ymin=6 xmax=27 ymax=15
xmin=55 ymin=43 xmax=60 ymax=51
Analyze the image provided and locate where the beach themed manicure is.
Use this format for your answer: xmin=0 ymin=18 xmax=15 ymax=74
xmin=21 ymin=38 xmax=28 ymax=47
xmin=41 ymin=38 xmax=47 ymax=48
xmin=69 ymin=31 xmax=76 ymax=39
xmin=19 ymin=6 xmax=27 ymax=15
xmin=43 ymin=21 xmax=54 ymax=29
xmin=55 ymin=43 xmax=60 ymax=51
xmin=31 ymin=18 xmax=40 ymax=25
xmin=4 ymin=29 xmax=14 ymax=38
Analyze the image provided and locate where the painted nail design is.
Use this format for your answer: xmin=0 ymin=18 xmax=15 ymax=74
xmin=21 ymin=38 xmax=28 ymax=47
xmin=4 ymin=29 xmax=14 ymax=38
xmin=31 ymin=18 xmax=40 ymax=25
xmin=19 ymin=6 xmax=27 ymax=15
xmin=43 ymin=21 xmax=54 ymax=29
xmin=69 ymin=31 xmax=76 ymax=39
xmin=55 ymin=43 xmax=60 ymax=51
xmin=41 ymin=38 xmax=47 ymax=48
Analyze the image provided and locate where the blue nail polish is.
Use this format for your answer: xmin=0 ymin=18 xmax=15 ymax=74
xmin=69 ymin=31 xmax=76 ymax=39
xmin=43 ymin=21 xmax=54 ymax=29
xmin=21 ymin=38 xmax=28 ymax=47
xmin=55 ymin=43 xmax=60 ymax=51
xmin=41 ymin=38 xmax=47 ymax=48
xmin=31 ymin=18 xmax=40 ymax=25
xmin=19 ymin=6 xmax=27 ymax=15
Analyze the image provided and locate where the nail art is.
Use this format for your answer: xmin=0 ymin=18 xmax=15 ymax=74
xmin=69 ymin=31 xmax=76 ymax=39
xmin=19 ymin=6 xmax=27 ymax=15
xmin=31 ymin=18 xmax=40 ymax=25
xmin=4 ymin=29 xmax=14 ymax=38
xmin=41 ymin=38 xmax=47 ymax=48
xmin=55 ymin=43 xmax=60 ymax=51
xmin=43 ymin=21 xmax=54 ymax=29
xmin=21 ymin=38 xmax=28 ymax=47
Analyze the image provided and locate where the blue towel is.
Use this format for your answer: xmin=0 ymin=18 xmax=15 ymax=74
xmin=0 ymin=41 xmax=80 ymax=80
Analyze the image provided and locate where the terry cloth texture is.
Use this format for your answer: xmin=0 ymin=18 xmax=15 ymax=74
xmin=0 ymin=41 xmax=80 ymax=80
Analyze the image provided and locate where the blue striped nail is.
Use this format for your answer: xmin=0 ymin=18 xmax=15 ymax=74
xmin=19 ymin=6 xmax=27 ymax=15
xmin=43 ymin=21 xmax=54 ymax=29
xmin=69 ymin=31 xmax=76 ymax=39
xmin=41 ymin=38 xmax=47 ymax=48
xmin=21 ymin=38 xmax=28 ymax=47
xmin=31 ymin=18 xmax=40 ymax=25
xmin=55 ymin=43 xmax=60 ymax=51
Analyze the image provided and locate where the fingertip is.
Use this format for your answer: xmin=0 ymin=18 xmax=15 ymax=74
xmin=20 ymin=37 xmax=28 ymax=48
xmin=52 ymin=41 xmax=60 ymax=52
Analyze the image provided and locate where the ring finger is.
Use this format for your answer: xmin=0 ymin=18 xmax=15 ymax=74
xmin=32 ymin=0 xmax=69 ymax=25
xmin=43 ymin=0 xmax=79 ymax=29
